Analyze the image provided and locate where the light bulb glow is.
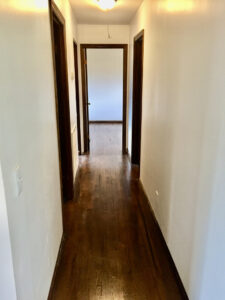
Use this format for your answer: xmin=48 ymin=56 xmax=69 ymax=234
xmin=6 ymin=0 xmax=46 ymax=12
xmin=97 ymin=0 xmax=116 ymax=10
xmin=157 ymin=0 xmax=195 ymax=12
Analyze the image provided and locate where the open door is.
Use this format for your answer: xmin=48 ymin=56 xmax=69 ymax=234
xmin=73 ymin=41 xmax=81 ymax=155
xmin=131 ymin=30 xmax=144 ymax=167
xmin=80 ymin=46 xmax=90 ymax=153
xmin=49 ymin=1 xmax=74 ymax=201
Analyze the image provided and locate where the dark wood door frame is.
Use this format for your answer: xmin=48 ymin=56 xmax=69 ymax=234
xmin=73 ymin=40 xmax=81 ymax=155
xmin=131 ymin=30 xmax=144 ymax=167
xmin=49 ymin=0 xmax=74 ymax=203
xmin=80 ymin=44 xmax=128 ymax=154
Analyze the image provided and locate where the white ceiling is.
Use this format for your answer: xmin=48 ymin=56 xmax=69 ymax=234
xmin=70 ymin=0 xmax=143 ymax=24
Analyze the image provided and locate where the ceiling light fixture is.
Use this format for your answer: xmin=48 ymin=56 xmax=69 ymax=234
xmin=97 ymin=0 xmax=117 ymax=10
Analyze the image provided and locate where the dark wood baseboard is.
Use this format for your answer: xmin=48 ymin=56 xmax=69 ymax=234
xmin=138 ymin=180 xmax=189 ymax=300
xmin=48 ymin=234 xmax=65 ymax=300
xmin=89 ymin=121 xmax=123 ymax=124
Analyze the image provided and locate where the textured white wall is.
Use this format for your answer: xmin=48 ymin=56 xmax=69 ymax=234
xmin=128 ymin=0 xmax=225 ymax=299
xmin=0 ymin=1 xmax=78 ymax=299
xmin=87 ymin=49 xmax=123 ymax=121
xmin=77 ymin=24 xmax=130 ymax=44
xmin=0 ymin=162 xmax=17 ymax=300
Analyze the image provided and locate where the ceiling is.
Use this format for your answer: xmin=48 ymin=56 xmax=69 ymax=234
xmin=70 ymin=0 xmax=143 ymax=24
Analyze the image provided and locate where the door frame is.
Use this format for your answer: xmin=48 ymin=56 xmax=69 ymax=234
xmin=73 ymin=40 xmax=82 ymax=155
xmin=131 ymin=30 xmax=144 ymax=167
xmin=80 ymin=44 xmax=128 ymax=154
xmin=49 ymin=0 xmax=74 ymax=203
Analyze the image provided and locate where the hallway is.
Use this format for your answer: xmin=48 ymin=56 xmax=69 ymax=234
xmin=49 ymin=124 xmax=185 ymax=300
xmin=2 ymin=1 xmax=225 ymax=298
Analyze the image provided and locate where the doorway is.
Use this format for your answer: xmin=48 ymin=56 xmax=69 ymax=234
xmin=87 ymin=48 xmax=123 ymax=124
xmin=49 ymin=1 xmax=74 ymax=201
xmin=80 ymin=44 xmax=128 ymax=154
xmin=73 ymin=41 xmax=81 ymax=155
xmin=131 ymin=30 xmax=144 ymax=166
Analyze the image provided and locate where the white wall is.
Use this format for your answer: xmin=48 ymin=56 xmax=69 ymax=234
xmin=87 ymin=49 xmax=123 ymax=121
xmin=0 ymin=161 xmax=17 ymax=300
xmin=199 ymin=114 xmax=225 ymax=300
xmin=0 ymin=0 xmax=78 ymax=299
xmin=77 ymin=24 xmax=130 ymax=151
xmin=77 ymin=24 xmax=130 ymax=44
xmin=128 ymin=0 xmax=225 ymax=299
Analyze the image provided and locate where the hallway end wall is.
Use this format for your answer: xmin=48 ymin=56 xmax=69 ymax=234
xmin=128 ymin=0 xmax=225 ymax=299
xmin=87 ymin=48 xmax=123 ymax=122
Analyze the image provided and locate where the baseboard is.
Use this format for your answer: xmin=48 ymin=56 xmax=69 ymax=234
xmin=47 ymin=234 xmax=65 ymax=300
xmin=89 ymin=120 xmax=123 ymax=124
xmin=138 ymin=180 xmax=189 ymax=300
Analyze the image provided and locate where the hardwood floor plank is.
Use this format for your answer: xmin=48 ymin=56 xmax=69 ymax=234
xmin=49 ymin=124 xmax=187 ymax=300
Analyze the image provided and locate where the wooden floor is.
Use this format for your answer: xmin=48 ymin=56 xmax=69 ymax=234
xmin=49 ymin=124 xmax=186 ymax=300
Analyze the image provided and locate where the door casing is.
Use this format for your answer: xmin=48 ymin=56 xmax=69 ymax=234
xmin=73 ymin=40 xmax=82 ymax=155
xmin=49 ymin=0 xmax=74 ymax=203
xmin=131 ymin=30 xmax=144 ymax=168
xmin=80 ymin=44 xmax=128 ymax=154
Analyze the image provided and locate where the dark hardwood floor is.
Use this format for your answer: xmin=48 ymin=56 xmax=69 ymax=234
xmin=49 ymin=124 xmax=186 ymax=300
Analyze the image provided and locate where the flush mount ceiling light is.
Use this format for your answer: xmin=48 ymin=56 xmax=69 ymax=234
xmin=97 ymin=0 xmax=117 ymax=10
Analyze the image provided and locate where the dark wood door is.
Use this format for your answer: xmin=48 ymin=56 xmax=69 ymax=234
xmin=81 ymin=47 xmax=90 ymax=153
xmin=73 ymin=41 xmax=81 ymax=154
xmin=131 ymin=31 xmax=144 ymax=166
xmin=51 ymin=11 xmax=74 ymax=201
